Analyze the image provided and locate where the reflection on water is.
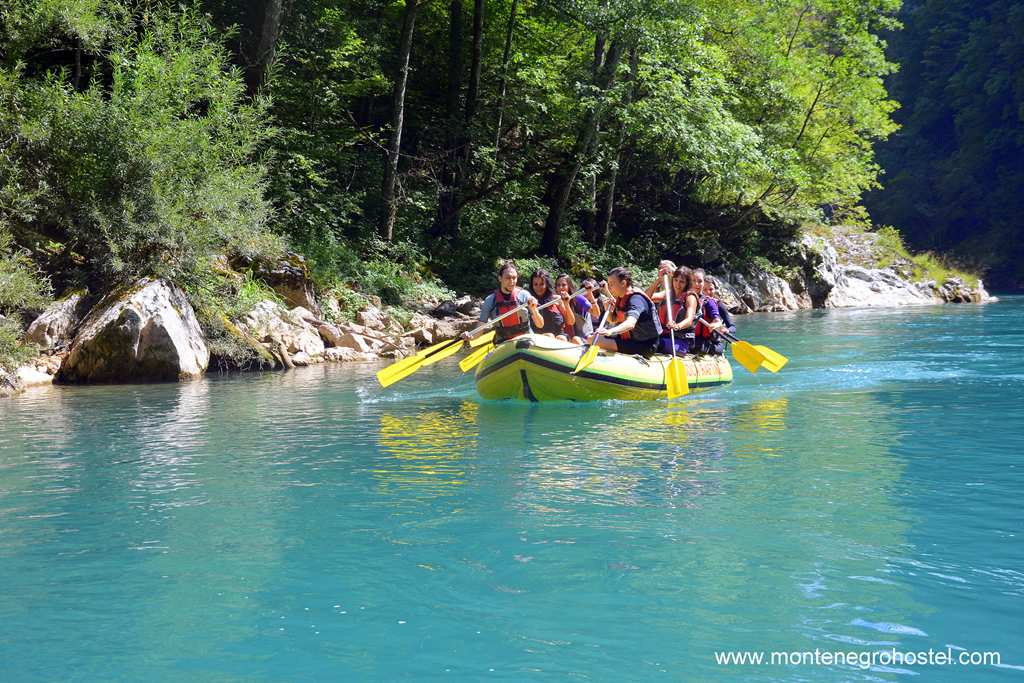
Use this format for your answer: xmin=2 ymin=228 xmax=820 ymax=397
xmin=734 ymin=397 xmax=789 ymax=458
xmin=375 ymin=401 xmax=479 ymax=494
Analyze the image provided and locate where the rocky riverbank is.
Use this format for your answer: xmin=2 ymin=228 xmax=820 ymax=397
xmin=0 ymin=227 xmax=995 ymax=398
xmin=712 ymin=228 xmax=994 ymax=313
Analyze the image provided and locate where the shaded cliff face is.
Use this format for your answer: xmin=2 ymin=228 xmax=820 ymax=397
xmin=863 ymin=0 xmax=1024 ymax=291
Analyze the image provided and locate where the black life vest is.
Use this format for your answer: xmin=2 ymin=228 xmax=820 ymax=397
xmin=612 ymin=289 xmax=662 ymax=341
xmin=530 ymin=291 xmax=564 ymax=335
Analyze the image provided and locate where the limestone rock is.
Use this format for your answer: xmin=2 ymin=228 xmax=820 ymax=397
xmin=336 ymin=332 xmax=372 ymax=353
xmin=727 ymin=271 xmax=801 ymax=312
xmin=16 ymin=365 xmax=53 ymax=389
xmin=318 ymin=323 xmax=343 ymax=347
xmin=26 ymin=291 xmax=88 ymax=351
xmin=356 ymin=306 xmax=387 ymax=331
xmin=707 ymin=276 xmax=749 ymax=314
xmin=325 ymin=347 xmax=360 ymax=362
xmin=259 ymin=253 xmax=320 ymax=316
xmin=235 ymin=300 xmax=325 ymax=360
xmin=58 ymin=278 xmax=209 ymax=382
xmin=432 ymin=295 xmax=478 ymax=318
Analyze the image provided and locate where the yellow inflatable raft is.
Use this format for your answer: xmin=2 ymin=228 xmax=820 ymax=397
xmin=474 ymin=334 xmax=732 ymax=401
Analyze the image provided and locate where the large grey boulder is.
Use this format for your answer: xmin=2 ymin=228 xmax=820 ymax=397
xmin=728 ymin=271 xmax=801 ymax=312
xmin=26 ymin=291 xmax=88 ymax=350
xmin=825 ymin=265 xmax=935 ymax=308
xmin=16 ymin=365 xmax=53 ymax=389
xmin=707 ymin=276 xmax=750 ymax=314
xmin=58 ymin=279 xmax=209 ymax=382
xmin=797 ymin=234 xmax=839 ymax=305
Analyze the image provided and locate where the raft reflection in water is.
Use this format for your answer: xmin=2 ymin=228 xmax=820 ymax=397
xmin=372 ymin=397 xmax=796 ymax=506
xmin=375 ymin=401 xmax=479 ymax=494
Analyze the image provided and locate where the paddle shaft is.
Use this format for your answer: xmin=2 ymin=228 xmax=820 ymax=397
xmin=696 ymin=316 xmax=738 ymax=343
xmin=663 ymin=275 xmax=678 ymax=358
xmin=590 ymin=308 xmax=612 ymax=343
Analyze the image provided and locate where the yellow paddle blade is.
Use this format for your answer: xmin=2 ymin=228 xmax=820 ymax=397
xmin=420 ymin=339 xmax=465 ymax=367
xmin=376 ymin=336 xmax=459 ymax=385
xmin=665 ymin=357 xmax=689 ymax=398
xmin=469 ymin=330 xmax=495 ymax=348
xmin=376 ymin=355 xmax=422 ymax=386
xmin=377 ymin=338 xmax=464 ymax=388
xmin=754 ymin=344 xmax=788 ymax=372
xmin=459 ymin=343 xmax=493 ymax=372
xmin=377 ymin=358 xmax=430 ymax=387
xmin=572 ymin=343 xmax=600 ymax=374
xmin=731 ymin=340 xmax=767 ymax=374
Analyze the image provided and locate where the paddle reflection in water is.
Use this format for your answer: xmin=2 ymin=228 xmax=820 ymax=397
xmin=463 ymin=400 xmax=736 ymax=513
xmin=375 ymin=401 xmax=479 ymax=495
xmin=732 ymin=397 xmax=790 ymax=459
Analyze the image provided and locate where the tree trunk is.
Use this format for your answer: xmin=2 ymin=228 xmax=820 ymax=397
xmin=581 ymin=35 xmax=607 ymax=244
xmin=243 ymin=0 xmax=284 ymax=96
xmin=494 ymin=0 xmax=519 ymax=157
xmin=380 ymin=0 xmax=421 ymax=242
xmin=432 ymin=0 xmax=464 ymax=239
xmin=539 ymin=39 xmax=625 ymax=256
xmin=594 ymin=46 xmax=638 ymax=247
xmin=433 ymin=0 xmax=485 ymax=240
xmin=464 ymin=0 xmax=484 ymax=131
xmin=594 ymin=157 xmax=618 ymax=247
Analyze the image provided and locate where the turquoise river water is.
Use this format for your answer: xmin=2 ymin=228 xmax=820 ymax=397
xmin=2 ymin=297 xmax=1022 ymax=681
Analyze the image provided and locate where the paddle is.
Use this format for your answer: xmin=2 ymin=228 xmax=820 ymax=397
xmin=459 ymin=343 xmax=494 ymax=372
xmin=468 ymin=330 xmax=495 ymax=348
xmin=752 ymin=344 xmax=788 ymax=372
xmin=572 ymin=308 xmax=611 ymax=375
xmin=695 ymin=318 xmax=786 ymax=374
xmin=707 ymin=323 xmax=787 ymax=373
xmin=662 ymin=275 xmax=689 ymax=398
xmin=377 ymin=317 xmax=511 ymax=388
xmin=376 ymin=289 xmax=584 ymax=387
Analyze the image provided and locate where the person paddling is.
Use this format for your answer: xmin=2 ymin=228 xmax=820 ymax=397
xmin=702 ymin=277 xmax=735 ymax=355
xmin=555 ymin=274 xmax=595 ymax=344
xmin=592 ymin=267 xmax=663 ymax=357
xmin=656 ymin=266 xmax=699 ymax=355
xmin=468 ymin=262 xmax=543 ymax=343
xmin=645 ymin=259 xmax=677 ymax=299
xmin=691 ymin=268 xmax=724 ymax=353
xmin=527 ymin=269 xmax=566 ymax=337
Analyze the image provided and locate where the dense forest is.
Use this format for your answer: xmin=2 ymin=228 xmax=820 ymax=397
xmin=865 ymin=0 xmax=1024 ymax=290
xmin=0 ymin=0 xmax=924 ymax=368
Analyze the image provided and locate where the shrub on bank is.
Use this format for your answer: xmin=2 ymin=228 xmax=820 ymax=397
xmin=1 ymin=2 xmax=282 ymax=295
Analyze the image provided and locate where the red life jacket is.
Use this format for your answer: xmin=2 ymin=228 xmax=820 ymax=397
xmin=694 ymin=294 xmax=715 ymax=339
xmin=658 ymin=298 xmax=684 ymax=329
xmin=493 ymin=287 xmax=527 ymax=331
xmin=613 ymin=288 xmax=661 ymax=341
